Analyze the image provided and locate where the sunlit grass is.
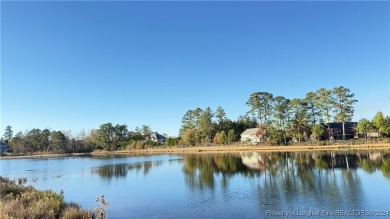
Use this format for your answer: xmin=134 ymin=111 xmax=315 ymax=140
xmin=0 ymin=176 xmax=108 ymax=219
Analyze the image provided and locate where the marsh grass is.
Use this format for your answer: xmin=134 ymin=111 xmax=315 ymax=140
xmin=94 ymin=195 xmax=109 ymax=219
xmin=0 ymin=176 xmax=105 ymax=219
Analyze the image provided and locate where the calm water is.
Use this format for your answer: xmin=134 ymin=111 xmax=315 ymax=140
xmin=1 ymin=152 xmax=389 ymax=218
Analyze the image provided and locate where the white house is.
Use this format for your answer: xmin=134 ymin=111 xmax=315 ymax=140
xmin=240 ymin=128 xmax=260 ymax=145
xmin=145 ymin=132 xmax=166 ymax=144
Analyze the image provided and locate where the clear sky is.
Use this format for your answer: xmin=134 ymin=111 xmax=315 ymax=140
xmin=1 ymin=1 xmax=389 ymax=136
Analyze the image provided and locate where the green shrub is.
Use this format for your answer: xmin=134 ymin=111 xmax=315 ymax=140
xmin=164 ymin=137 xmax=177 ymax=147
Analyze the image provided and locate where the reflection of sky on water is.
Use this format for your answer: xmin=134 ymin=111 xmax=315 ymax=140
xmin=0 ymin=152 xmax=389 ymax=218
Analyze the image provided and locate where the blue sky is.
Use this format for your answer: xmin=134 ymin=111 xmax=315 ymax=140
xmin=1 ymin=1 xmax=389 ymax=136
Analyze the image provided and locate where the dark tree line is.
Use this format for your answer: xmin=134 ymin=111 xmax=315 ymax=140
xmin=3 ymin=128 xmax=94 ymax=154
xmin=2 ymin=123 xmax=173 ymax=154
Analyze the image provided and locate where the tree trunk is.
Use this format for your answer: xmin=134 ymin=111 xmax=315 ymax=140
xmin=327 ymin=110 xmax=331 ymax=142
xmin=298 ymin=124 xmax=301 ymax=142
xmin=342 ymin=122 xmax=346 ymax=141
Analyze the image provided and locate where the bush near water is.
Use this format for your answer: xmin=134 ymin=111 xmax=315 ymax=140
xmin=0 ymin=176 xmax=107 ymax=219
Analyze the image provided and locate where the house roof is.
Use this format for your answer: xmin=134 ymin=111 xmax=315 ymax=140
xmin=241 ymin=128 xmax=258 ymax=136
xmin=150 ymin=132 xmax=166 ymax=140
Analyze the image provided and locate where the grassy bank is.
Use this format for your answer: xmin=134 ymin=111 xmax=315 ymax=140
xmin=93 ymin=143 xmax=390 ymax=155
xmin=0 ymin=177 xmax=106 ymax=219
xmin=2 ymin=142 xmax=390 ymax=159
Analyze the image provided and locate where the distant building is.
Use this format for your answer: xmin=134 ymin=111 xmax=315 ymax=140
xmin=146 ymin=132 xmax=166 ymax=144
xmin=0 ymin=142 xmax=10 ymax=155
xmin=321 ymin=122 xmax=357 ymax=140
xmin=240 ymin=128 xmax=260 ymax=145
xmin=367 ymin=132 xmax=380 ymax=138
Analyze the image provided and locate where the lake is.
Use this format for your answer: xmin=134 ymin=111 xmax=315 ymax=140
xmin=1 ymin=151 xmax=389 ymax=218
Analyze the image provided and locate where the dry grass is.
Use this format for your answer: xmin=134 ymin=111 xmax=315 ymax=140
xmin=61 ymin=203 xmax=93 ymax=219
xmin=2 ymin=142 xmax=390 ymax=159
xmin=0 ymin=177 xmax=94 ymax=219
xmin=86 ymin=143 xmax=390 ymax=157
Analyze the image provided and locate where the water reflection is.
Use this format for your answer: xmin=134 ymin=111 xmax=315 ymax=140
xmin=1 ymin=152 xmax=388 ymax=218
xmin=91 ymin=152 xmax=389 ymax=183
xmin=182 ymin=154 xmax=258 ymax=190
xmin=182 ymin=151 xmax=390 ymax=212
xmin=182 ymin=151 xmax=390 ymax=189
xmin=241 ymin=151 xmax=390 ymax=178
xmin=91 ymin=160 xmax=164 ymax=179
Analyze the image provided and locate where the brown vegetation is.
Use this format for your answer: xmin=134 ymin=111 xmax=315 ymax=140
xmin=0 ymin=177 xmax=106 ymax=219
xmin=94 ymin=142 xmax=390 ymax=155
xmin=2 ymin=140 xmax=390 ymax=159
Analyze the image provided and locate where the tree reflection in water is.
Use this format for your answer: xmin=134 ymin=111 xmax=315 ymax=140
xmin=182 ymin=154 xmax=257 ymax=190
xmin=182 ymin=151 xmax=389 ymax=210
xmin=91 ymin=160 xmax=164 ymax=180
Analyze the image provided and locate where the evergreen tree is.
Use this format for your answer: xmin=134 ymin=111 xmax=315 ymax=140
xmin=273 ymin=96 xmax=290 ymax=144
xmin=51 ymin=131 xmax=67 ymax=150
xmin=246 ymin=92 xmax=274 ymax=126
xmin=141 ymin=125 xmax=152 ymax=137
xmin=372 ymin=112 xmax=389 ymax=137
xmin=179 ymin=108 xmax=203 ymax=136
xmin=289 ymin=98 xmax=309 ymax=142
xmin=183 ymin=129 xmax=196 ymax=146
xmin=316 ymin=88 xmax=334 ymax=140
xmin=3 ymin=126 xmax=13 ymax=143
xmin=197 ymin=107 xmax=213 ymax=142
xmin=304 ymin=92 xmax=321 ymax=127
xmin=332 ymin=86 xmax=358 ymax=140
xmin=218 ymin=131 xmax=227 ymax=145
xmin=356 ymin=118 xmax=372 ymax=139
xmin=215 ymin=106 xmax=226 ymax=124
xmin=213 ymin=132 xmax=220 ymax=144
xmin=227 ymin=129 xmax=235 ymax=144
xmin=311 ymin=124 xmax=325 ymax=141
xmin=95 ymin=123 xmax=115 ymax=150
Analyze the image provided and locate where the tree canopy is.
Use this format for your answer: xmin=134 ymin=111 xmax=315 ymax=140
xmin=4 ymin=85 xmax=389 ymax=152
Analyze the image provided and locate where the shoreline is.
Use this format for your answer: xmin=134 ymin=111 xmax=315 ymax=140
xmin=103 ymin=143 xmax=390 ymax=155
xmin=1 ymin=143 xmax=390 ymax=159
xmin=0 ymin=152 xmax=91 ymax=160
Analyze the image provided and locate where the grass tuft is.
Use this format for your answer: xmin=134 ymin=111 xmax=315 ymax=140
xmin=0 ymin=176 xmax=104 ymax=219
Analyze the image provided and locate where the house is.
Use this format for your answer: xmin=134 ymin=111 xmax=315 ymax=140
xmin=0 ymin=142 xmax=10 ymax=156
xmin=240 ymin=152 xmax=267 ymax=170
xmin=240 ymin=128 xmax=260 ymax=145
xmin=146 ymin=132 xmax=166 ymax=144
xmin=320 ymin=122 xmax=357 ymax=140
xmin=367 ymin=132 xmax=380 ymax=138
